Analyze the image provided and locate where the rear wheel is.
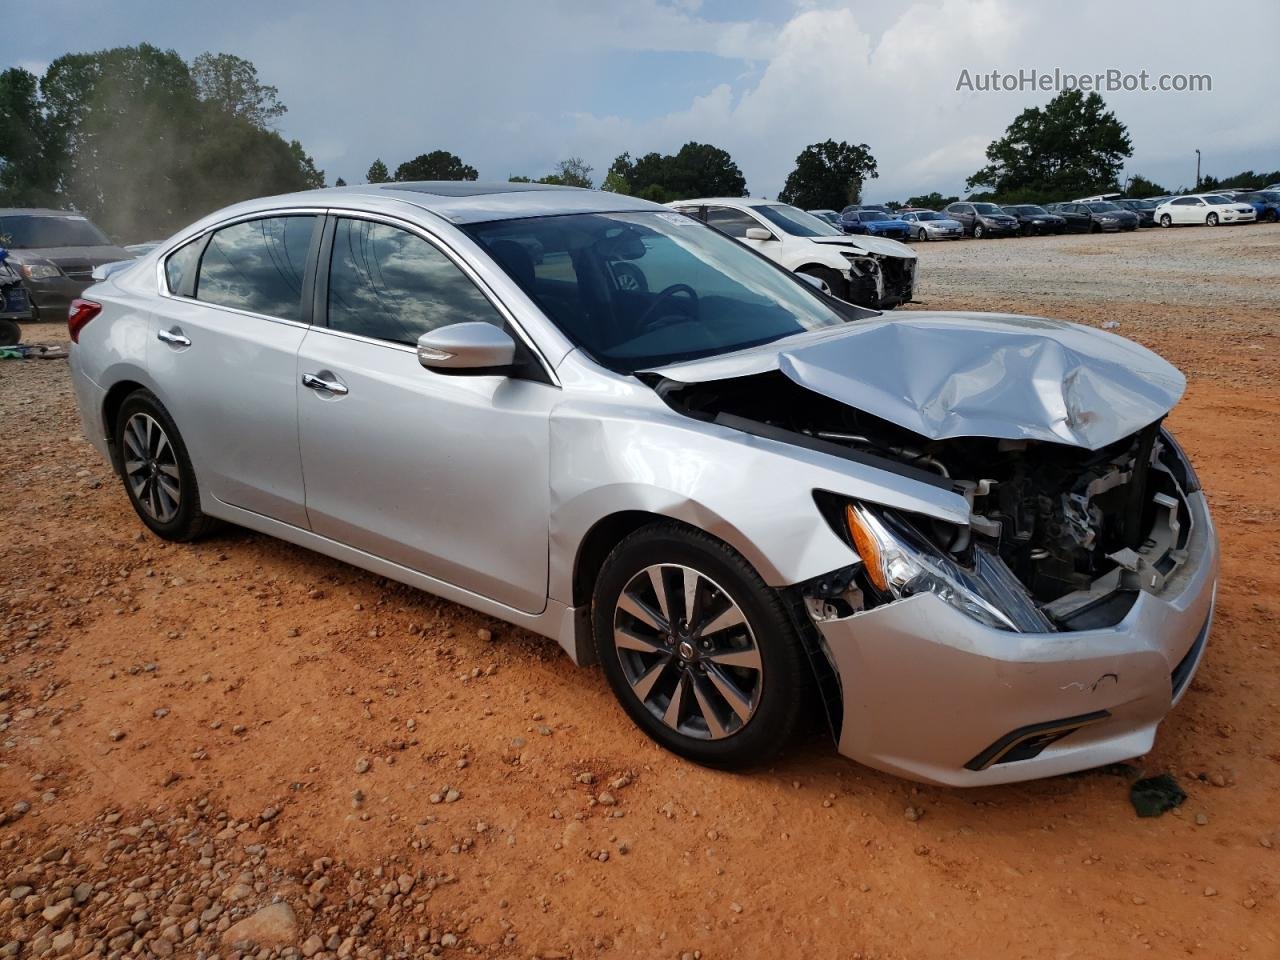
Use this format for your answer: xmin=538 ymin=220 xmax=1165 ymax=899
xmin=592 ymin=523 xmax=808 ymax=769
xmin=0 ymin=319 xmax=19 ymax=347
xmin=114 ymin=389 xmax=218 ymax=541
xmin=1206 ymin=212 xmax=1219 ymax=226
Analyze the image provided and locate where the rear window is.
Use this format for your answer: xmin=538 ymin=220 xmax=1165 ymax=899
xmin=0 ymin=213 xmax=111 ymax=249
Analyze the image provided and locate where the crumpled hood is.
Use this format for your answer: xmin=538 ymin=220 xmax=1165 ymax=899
xmin=809 ymin=234 xmax=915 ymax=259
xmin=650 ymin=312 xmax=1186 ymax=451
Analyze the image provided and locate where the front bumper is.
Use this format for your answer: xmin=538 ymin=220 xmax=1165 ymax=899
xmin=811 ymin=489 xmax=1218 ymax=786
xmin=24 ymin=275 xmax=87 ymax=321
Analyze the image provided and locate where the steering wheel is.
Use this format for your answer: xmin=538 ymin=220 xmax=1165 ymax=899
xmin=637 ymin=283 xmax=699 ymax=331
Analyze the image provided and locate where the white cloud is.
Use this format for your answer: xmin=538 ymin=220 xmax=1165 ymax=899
xmin=566 ymin=0 xmax=1280 ymax=199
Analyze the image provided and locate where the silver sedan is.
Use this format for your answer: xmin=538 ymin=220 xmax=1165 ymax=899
xmin=68 ymin=183 xmax=1216 ymax=785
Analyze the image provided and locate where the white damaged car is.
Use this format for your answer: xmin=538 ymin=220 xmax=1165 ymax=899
xmin=669 ymin=198 xmax=916 ymax=309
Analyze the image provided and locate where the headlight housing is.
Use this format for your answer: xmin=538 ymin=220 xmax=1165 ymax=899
xmin=20 ymin=262 xmax=63 ymax=280
xmin=841 ymin=502 xmax=1055 ymax=633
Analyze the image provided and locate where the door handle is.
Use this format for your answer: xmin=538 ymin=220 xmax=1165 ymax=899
xmin=301 ymin=372 xmax=349 ymax=396
xmin=157 ymin=328 xmax=191 ymax=347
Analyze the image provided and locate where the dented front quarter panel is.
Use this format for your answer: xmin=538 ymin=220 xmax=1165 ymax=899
xmin=544 ymin=354 xmax=971 ymax=606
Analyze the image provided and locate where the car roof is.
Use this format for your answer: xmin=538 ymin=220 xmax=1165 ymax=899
xmin=184 ymin=182 xmax=664 ymax=228
xmin=673 ymin=197 xmax=781 ymax=209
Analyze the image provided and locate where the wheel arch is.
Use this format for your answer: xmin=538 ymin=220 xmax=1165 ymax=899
xmin=101 ymin=378 xmax=149 ymax=474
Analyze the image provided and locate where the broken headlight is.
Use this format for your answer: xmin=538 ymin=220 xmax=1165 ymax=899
xmin=841 ymin=502 xmax=1054 ymax=633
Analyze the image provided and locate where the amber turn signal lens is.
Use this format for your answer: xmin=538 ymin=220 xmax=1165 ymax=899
xmin=845 ymin=504 xmax=888 ymax=592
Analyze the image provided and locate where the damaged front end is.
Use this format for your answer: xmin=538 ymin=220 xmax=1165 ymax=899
xmin=842 ymin=252 xmax=916 ymax=309
xmin=650 ymin=351 xmax=1217 ymax=784
xmin=658 ymin=369 xmax=1198 ymax=634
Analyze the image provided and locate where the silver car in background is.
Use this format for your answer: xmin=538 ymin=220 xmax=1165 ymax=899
xmin=68 ymin=182 xmax=1217 ymax=785
xmin=895 ymin=209 xmax=965 ymax=240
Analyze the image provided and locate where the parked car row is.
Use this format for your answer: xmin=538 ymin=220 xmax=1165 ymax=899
xmin=798 ymin=189 xmax=1278 ymax=242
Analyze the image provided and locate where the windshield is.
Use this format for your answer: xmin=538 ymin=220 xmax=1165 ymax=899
xmin=0 ymin=213 xmax=112 ymax=249
xmin=464 ymin=211 xmax=860 ymax=372
xmin=753 ymin=204 xmax=842 ymax=237
xmin=972 ymin=203 xmax=1004 ymax=214
xmin=1250 ymin=192 xmax=1280 ymax=203
xmin=1203 ymin=195 xmax=1232 ymax=204
xmin=859 ymin=211 xmax=895 ymax=222
xmin=1086 ymin=202 xmax=1120 ymax=212
xmin=1010 ymin=205 xmax=1049 ymax=215
xmin=913 ymin=211 xmax=945 ymax=221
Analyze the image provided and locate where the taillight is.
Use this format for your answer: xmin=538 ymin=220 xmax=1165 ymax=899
xmin=67 ymin=298 xmax=102 ymax=343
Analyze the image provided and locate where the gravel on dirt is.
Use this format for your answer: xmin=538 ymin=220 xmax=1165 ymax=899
xmin=1 ymin=225 xmax=1279 ymax=958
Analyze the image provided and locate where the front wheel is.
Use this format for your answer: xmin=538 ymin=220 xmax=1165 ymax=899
xmin=973 ymin=224 xmax=986 ymax=239
xmin=114 ymin=389 xmax=218 ymax=541
xmin=0 ymin=319 xmax=19 ymax=347
xmin=592 ymin=523 xmax=809 ymax=769
xmin=1160 ymin=214 xmax=1172 ymax=227
xmin=916 ymin=227 xmax=928 ymax=241
xmin=1206 ymin=213 xmax=1219 ymax=226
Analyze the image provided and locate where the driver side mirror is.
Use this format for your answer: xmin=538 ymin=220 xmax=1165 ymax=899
xmin=417 ymin=322 xmax=515 ymax=373
xmin=744 ymin=227 xmax=774 ymax=241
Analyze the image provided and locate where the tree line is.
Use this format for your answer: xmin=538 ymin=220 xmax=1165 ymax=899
xmin=6 ymin=51 xmax=1274 ymax=245
xmin=0 ymin=45 xmax=323 ymax=242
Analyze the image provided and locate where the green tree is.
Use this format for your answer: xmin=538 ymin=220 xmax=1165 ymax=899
xmin=1124 ymin=174 xmax=1166 ymax=197
xmin=905 ymin=191 xmax=958 ymax=209
xmin=393 ymin=151 xmax=478 ymax=182
xmin=366 ymin=158 xmax=390 ymax=183
xmin=538 ymin=156 xmax=593 ymax=188
xmin=30 ymin=45 xmax=323 ymax=240
xmin=777 ymin=140 xmax=879 ymax=210
xmin=604 ymin=143 xmax=745 ymax=200
xmin=966 ymin=90 xmax=1132 ymax=202
xmin=0 ymin=68 xmax=61 ymax=206
xmin=334 ymin=176 xmax=347 ymax=187
xmin=191 ymin=52 xmax=285 ymax=128
xmin=1196 ymin=169 xmax=1280 ymax=192
xmin=507 ymin=174 xmax=532 ymax=183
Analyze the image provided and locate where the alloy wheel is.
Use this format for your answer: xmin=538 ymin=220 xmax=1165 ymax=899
xmin=123 ymin=412 xmax=182 ymax=523
xmin=612 ymin=563 xmax=762 ymax=740
xmin=1206 ymin=213 xmax=1218 ymax=226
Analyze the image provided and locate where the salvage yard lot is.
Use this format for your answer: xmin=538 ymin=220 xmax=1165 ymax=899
xmin=2 ymin=227 xmax=1278 ymax=959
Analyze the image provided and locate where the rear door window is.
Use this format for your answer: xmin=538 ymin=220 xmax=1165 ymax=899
xmin=195 ymin=216 xmax=318 ymax=322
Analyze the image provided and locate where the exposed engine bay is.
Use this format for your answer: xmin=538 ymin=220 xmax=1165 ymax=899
xmin=654 ymin=371 xmax=1197 ymax=632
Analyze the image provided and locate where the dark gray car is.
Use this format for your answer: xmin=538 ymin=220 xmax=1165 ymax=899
xmin=0 ymin=209 xmax=133 ymax=321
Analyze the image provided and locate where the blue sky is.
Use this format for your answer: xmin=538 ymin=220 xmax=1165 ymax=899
xmin=7 ymin=0 xmax=1279 ymax=200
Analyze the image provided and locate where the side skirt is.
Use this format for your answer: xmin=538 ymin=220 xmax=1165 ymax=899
xmin=204 ymin=498 xmax=592 ymax=664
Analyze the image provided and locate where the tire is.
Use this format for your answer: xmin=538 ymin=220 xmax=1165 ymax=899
xmin=114 ymin=389 xmax=219 ymax=542
xmin=1160 ymin=214 xmax=1172 ymax=227
xmin=1265 ymin=210 xmax=1278 ymax=223
xmin=973 ymin=224 xmax=986 ymax=239
xmin=1206 ymin=213 xmax=1219 ymax=226
xmin=916 ymin=227 xmax=927 ymax=242
xmin=0 ymin=319 xmax=19 ymax=347
xmin=591 ymin=522 xmax=809 ymax=769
